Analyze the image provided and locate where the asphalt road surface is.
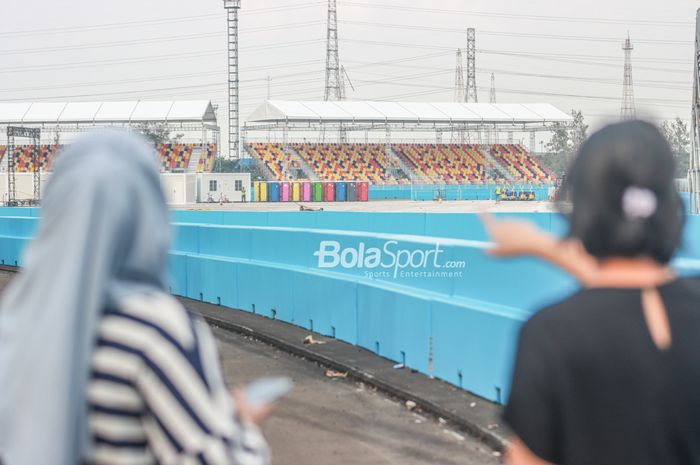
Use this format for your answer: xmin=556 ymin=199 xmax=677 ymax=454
xmin=0 ymin=271 xmax=501 ymax=465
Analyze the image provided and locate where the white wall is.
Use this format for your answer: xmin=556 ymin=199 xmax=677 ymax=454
xmin=0 ymin=173 xmax=50 ymax=203
xmin=161 ymin=173 xmax=197 ymax=205
xmin=0 ymin=172 xmax=252 ymax=206
xmin=198 ymin=173 xmax=250 ymax=203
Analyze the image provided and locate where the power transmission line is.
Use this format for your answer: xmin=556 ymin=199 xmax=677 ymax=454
xmin=339 ymin=20 xmax=693 ymax=46
xmin=338 ymin=2 xmax=694 ymax=27
xmin=0 ymin=2 xmax=325 ymax=37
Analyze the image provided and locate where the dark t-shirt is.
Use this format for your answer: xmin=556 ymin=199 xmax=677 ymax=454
xmin=503 ymin=277 xmax=700 ymax=465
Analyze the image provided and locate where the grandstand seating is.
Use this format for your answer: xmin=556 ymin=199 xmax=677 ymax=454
xmin=196 ymin=144 xmax=217 ymax=173
xmin=7 ymin=145 xmax=60 ymax=172
xmin=158 ymin=143 xmax=194 ymax=171
xmin=490 ymin=144 xmax=552 ymax=184
xmin=243 ymin=142 xmax=555 ymax=185
xmin=392 ymin=144 xmax=489 ymax=184
xmin=291 ymin=143 xmax=399 ymax=184
xmin=248 ymin=143 xmax=291 ymax=180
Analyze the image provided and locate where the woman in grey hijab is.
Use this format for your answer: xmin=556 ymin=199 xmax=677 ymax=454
xmin=0 ymin=131 xmax=270 ymax=465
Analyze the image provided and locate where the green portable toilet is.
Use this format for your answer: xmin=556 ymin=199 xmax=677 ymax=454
xmin=312 ymin=182 xmax=323 ymax=201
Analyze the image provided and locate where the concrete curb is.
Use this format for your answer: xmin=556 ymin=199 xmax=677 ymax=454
xmin=181 ymin=298 xmax=507 ymax=452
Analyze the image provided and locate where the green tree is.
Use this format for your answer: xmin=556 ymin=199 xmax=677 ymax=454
xmin=661 ymin=118 xmax=690 ymax=158
xmin=569 ymin=110 xmax=588 ymax=155
xmin=541 ymin=110 xmax=587 ymax=176
xmin=661 ymin=118 xmax=691 ymax=177
xmin=134 ymin=122 xmax=184 ymax=145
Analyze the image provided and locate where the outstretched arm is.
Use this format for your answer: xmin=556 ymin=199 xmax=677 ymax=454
xmin=479 ymin=213 xmax=598 ymax=286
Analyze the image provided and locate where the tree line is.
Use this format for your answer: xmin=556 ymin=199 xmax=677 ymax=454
xmin=537 ymin=111 xmax=690 ymax=178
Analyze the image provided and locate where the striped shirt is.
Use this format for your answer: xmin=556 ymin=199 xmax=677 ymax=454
xmin=87 ymin=293 xmax=270 ymax=465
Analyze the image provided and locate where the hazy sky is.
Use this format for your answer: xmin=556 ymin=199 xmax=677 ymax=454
xmin=2 ymin=0 xmax=699 ymax=152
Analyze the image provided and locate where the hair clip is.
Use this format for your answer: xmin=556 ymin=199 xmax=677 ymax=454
xmin=622 ymin=186 xmax=657 ymax=220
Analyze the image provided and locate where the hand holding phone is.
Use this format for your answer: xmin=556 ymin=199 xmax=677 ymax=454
xmin=243 ymin=376 xmax=293 ymax=408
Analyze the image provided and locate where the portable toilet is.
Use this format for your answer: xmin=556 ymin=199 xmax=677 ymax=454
xmin=347 ymin=182 xmax=357 ymax=201
xmin=270 ymin=182 xmax=280 ymax=202
xmin=291 ymin=182 xmax=301 ymax=202
xmin=253 ymin=181 xmax=262 ymax=202
xmin=324 ymin=182 xmax=335 ymax=202
xmin=336 ymin=181 xmax=346 ymax=201
xmin=302 ymin=181 xmax=311 ymax=201
xmin=259 ymin=182 xmax=268 ymax=202
xmin=359 ymin=181 xmax=369 ymax=201
xmin=312 ymin=182 xmax=323 ymax=201
xmin=281 ymin=182 xmax=290 ymax=202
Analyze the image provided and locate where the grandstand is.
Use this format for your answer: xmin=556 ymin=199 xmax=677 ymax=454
xmin=246 ymin=141 xmax=555 ymax=185
xmin=490 ymin=144 xmax=553 ymax=183
xmin=291 ymin=143 xmax=401 ymax=184
xmin=244 ymin=100 xmax=571 ymax=186
xmin=0 ymin=101 xmax=220 ymax=177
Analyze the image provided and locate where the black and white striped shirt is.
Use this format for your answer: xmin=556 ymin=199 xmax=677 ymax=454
xmin=87 ymin=293 xmax=270 ymax=465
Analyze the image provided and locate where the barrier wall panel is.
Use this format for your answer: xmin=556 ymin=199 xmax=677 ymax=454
xmin=168 ymin=253 xmax=188 ymax=297
xmin=1 ymin=211 xmax=698 ymax=406
xmin=234 ymin=262 xmax=294 ymax=320
xmin=199 ymin=258 xmax=238 ymax=308
xmin=291 ymin=182 xmax=301 ymax=202
xmin=221 ymin=211 xmax=270 ymax=227
xmin=263 ymin=212 xmax=319 ymax=229
xmin=0 ymin=207 xmax=38 ymax=218
xmin=449 ymin=245 xmax=577 ymax=310
xmin=172 ymin=224 xmax=200 ymax=254
xmin=356 ymin=285 xmax=432 ymax=374
xmin=185 ymin=254 xmax=204 ymax=302
xmin=194 ymin=226 xmax=253 ymax=261
xmin=0 ymin=237 xmax=27 ymax=266
xmin=292 ymin=272 xmax=358 ymax=342
xmin=0 ymin=217 xmax=39 ymax=239
xmin=431 ymin=300 xmax=521 ymax=402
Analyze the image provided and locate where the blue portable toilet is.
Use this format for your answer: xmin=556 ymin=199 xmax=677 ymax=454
xmin=336 ymin=181 xmax=346 ymax=201
xmin=270 ymin=182 xmax=280 ymax=202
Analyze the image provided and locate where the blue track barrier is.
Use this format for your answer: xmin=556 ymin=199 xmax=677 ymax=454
xmin=1 ymin=208 xmax=699 ymax=403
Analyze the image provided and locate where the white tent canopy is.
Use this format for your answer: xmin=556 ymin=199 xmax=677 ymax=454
xmin=0 ymin=100 xmax=217 ymax=125
xmin=247 ymin=100 xmax=573 ymax=124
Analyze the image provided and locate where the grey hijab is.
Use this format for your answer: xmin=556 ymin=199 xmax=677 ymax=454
xmin=0 ymin=130 xmax=170 ymax=465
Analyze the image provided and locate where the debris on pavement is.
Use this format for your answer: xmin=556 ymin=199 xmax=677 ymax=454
xmin=303 ymin=335 xmax=326 ymax=345
xmin=405 ymin=400 xmax=417 ymax=411
xmin=325 ymin=369 xmax=348 ymax=378
xmin=443 ymin=430 xmax=465 ymax=441
xmin=487 ymin=423 xmax=499 ymax=430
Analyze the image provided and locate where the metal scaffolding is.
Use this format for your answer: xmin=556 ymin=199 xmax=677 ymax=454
xmin=224 ymin=0 xmax=241 ymax=159
xmin=6 ymin=126 xmax=40 ymax=206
